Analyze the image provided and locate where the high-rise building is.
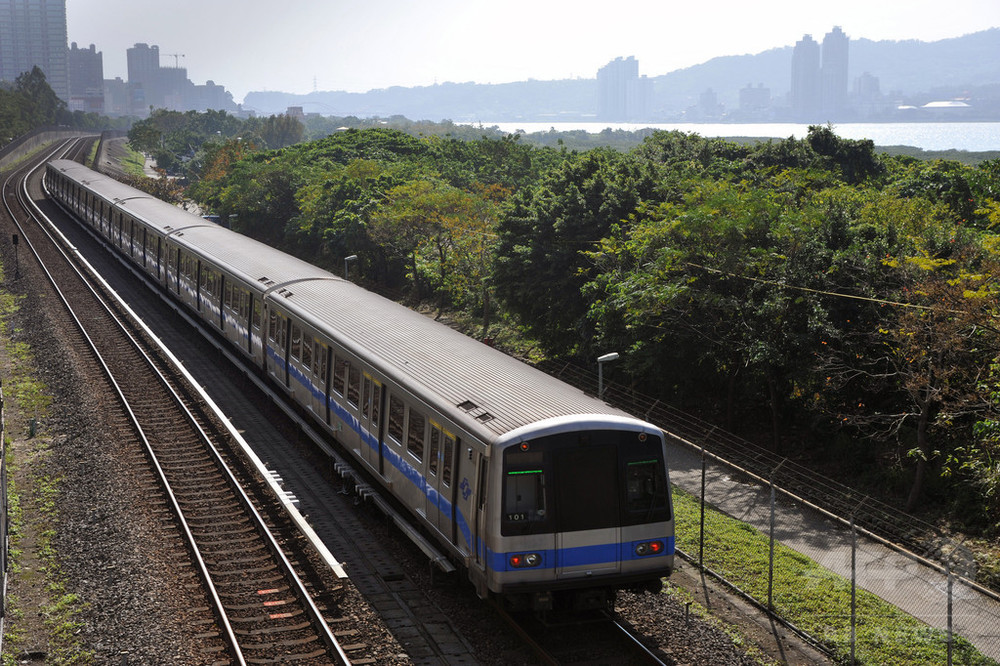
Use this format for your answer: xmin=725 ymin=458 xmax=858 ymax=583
xmin=739 ymin=83 xmax=771 ymax=115
xmin=821 ymin=26 xmax=849 ymax=116
xmin=68 ymin=42 xmax=103 ymax=113
xmin=0 ymin=0 xmax=69 ymax=101
xmin=790 ymin=27 xmax=851 ymax=121
xmin=597 ymin=56 xmax=650 ymax=121
xmin=127 ymin=42 xmax=162 ymax=111
xmin=790 ymin=34 xmax=820 ymax=118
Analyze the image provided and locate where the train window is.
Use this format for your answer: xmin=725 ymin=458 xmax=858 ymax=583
xmin=625 ymin=459 xmax=668 ymax=515
xmin=361 ymin=376 xmax=371 ymax=419
xmin=332 ymin=355 xmax=347 ymax=396
xmin=504 ymin=469 xmax=547 ymax=526
xmin=370 ymin=381 xmax=382 ymax=426
xmin=268 ymin=310 xmax=277 ymax=341
xmin=276 ymin=314 xmax=287 ymax=351
xmin=387 ymin=395 xmax=404 ymax=442
xmin=442 ymin=435 xmax=454 ymax=486
xmin=555 ymin=444 xmax=618 ymax=532
xmin=428 ymin=425 xmax=441 ymax=476
xmin=302 ymin=335 xmax=313 ymax=369
xmin=290 ymin=324 xmax=302 ymax=361
xmin=406 ymin=408 xmax=425 ymax=461
xmin=224 ymin=282 xmax=233 ymax=309
xmin=314 ymin=342 xmax=325 ymax=378
xmin=252 ymin=300 xmax=262 ymax=329
xmin=347 ymin=364 xmax=361 ymax=407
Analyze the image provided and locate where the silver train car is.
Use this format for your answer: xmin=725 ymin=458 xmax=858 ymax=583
xmin=45 ymin=159 xmax=675 ymax=611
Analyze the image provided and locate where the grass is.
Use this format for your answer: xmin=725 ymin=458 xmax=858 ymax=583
xmin=672 ymin=487 xmax=996 ymax=665
xmin=84 ymin=141 xmax=99 ymax=169
xmin=119 ymin=144 xmax=148 ymax=177
xmin=0 ymin=262 xmax=92 ymax=664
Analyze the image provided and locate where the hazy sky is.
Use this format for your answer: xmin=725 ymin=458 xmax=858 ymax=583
xmin=67 ymin=0 xmax=1000 ymax=103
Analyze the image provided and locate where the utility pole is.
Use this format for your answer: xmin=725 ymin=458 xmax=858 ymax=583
xmin=165 ymin=53 xmax=185 ymax=68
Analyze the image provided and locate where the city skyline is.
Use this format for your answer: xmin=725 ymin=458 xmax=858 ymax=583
xmin=66 ymin=0 xmax=1000 ymax=103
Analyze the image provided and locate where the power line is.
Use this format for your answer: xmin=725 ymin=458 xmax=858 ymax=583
xmin=684 ymin=261 xmax=983 ymax=316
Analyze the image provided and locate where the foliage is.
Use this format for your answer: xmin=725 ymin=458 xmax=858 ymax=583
xmin=170 ymin=116 xmax=1000 ymax=545
xmin=127 ymin=109 xmax=305 ymax=177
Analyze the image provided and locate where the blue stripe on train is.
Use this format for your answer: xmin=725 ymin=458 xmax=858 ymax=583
xmin=266 ymin=344 xmax=673 ymax=576
xmin=487 ymin=536 xmax=675 ymax=572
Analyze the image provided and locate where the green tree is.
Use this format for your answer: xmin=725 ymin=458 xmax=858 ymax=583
xmin=15 ymin=66 xmax=65 ymax=125
xmin=494 ymin=149 xmax=658 ymax=352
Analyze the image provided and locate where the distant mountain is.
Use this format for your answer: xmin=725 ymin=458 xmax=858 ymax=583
xmin=243 ymin=28 xmax=1000 ymax=122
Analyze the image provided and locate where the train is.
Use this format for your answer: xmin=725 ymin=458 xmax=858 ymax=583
xmin=44 ymin=158 xmax=675 ymax=612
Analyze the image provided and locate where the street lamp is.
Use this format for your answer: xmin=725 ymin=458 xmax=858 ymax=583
xmin=343 ymin=254 xmax=358 ymax=279
xmin=597 ymin=352 xmax=619 ymax=399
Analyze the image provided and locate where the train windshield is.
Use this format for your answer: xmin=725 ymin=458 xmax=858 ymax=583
xmin=501 ymin=429 xmax=670 ymax=536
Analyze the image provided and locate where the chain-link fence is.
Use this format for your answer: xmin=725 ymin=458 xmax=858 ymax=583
xmin=0 ymin=383 xmax=8 ymax=639
xmin=673 ymin=446 xmax=1000 ymax=663
xmin=538 ymin=359 xmax=1000 ymax=664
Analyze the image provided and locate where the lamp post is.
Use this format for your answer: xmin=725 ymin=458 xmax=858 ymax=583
xmin=597 ymin=352 xmax=619 ymax=399
xmin=343 ymin=254 xmax=358 ymax=279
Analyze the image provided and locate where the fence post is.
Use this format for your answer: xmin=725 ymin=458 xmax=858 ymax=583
xmin=947 ymin=563 xmax=953 ymax=666
xmin=699 ymin=447 xmax=707 ymax=570
xmin=851 ymin=515 xmax=857 ymax=665
xmin=768 ymin=459 xmax=785 ymax=612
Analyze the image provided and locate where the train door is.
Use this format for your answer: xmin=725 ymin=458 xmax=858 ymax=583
xmin=302 ymin=338 xmax=327 ymax=418
xmin=309 ymin=338 xmax=327 ymax=416
xmin=554 ymin=445 xmax=621 ymax=579
xmin=222 ymin=282 xmax=237 ymax=343
xmin=358 ymin=373 xmax=382 ymax=470
xmin=166 ymin=246 xmax=178 ymax=295
xmin=474 ymin=455 xmax=489 ymax=571
xmin=250 ymin=298 xmax=262 ymax=362
xmin=266 ymin=308 xmax=291 ymax=388
xmin=425 ymin=422 xmax=458 ymax=542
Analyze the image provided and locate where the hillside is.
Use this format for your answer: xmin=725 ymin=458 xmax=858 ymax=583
xmin=243 ymin=28 xmax=1000 ymax=121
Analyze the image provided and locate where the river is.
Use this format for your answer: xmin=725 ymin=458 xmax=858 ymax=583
xmin=469 ymin=122 xmax=1000 ymax=152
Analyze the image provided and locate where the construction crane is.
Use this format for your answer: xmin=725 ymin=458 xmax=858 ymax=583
xmin=164 ymin=53 xmax=185 ymax=68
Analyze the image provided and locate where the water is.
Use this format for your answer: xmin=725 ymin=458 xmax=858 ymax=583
xmin=470 ymin=122 xmax=1000 ymax=152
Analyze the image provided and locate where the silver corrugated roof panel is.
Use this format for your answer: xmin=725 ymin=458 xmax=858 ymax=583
xmin=51 ymin=160 xmax=628 ymax=441
xmin=172 ymin=225 xmax=333 ymax=289
xmin=276 ymin=279 xmax=625 ymax=440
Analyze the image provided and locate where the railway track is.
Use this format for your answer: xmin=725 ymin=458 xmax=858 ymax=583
xmin=4 ymin=142 xmax=364 ymax=663
xmin=497 ymin=605 xmax=671 ymax=665
xmin=4 ymin=140 xmax=817 ymax=665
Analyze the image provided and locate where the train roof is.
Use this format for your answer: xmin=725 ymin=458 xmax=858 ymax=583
xmin=275 ymin=277 xmax=629 ymax=441
xmin=49 ymin=160 xmax=213 ymax=237
xmin=49 ymin=159 xmax=333 ymax=289
xmin=50 ymin=159 xmax=641 ymax=443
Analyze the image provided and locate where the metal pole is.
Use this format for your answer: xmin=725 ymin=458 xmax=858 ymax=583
xmin=700 ymin=448 xmax=707 ymax=569
xmin=851 ymin=516 xmax=857 ymax=665
xmin=769 ymin=477 xmax=775 ymax=611
xmin=768 ymin=459 xmax=785 ymax=613
xmin=597 ymin=352 xmax=619 ymax=398
xmin=947 ymin=564 xmax=953 ymax=666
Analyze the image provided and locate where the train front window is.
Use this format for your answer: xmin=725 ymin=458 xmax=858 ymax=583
xmin=626 ymin=459 xmax=669 ymax=517
xmin=501 ymin=429 xmax=670 ymax=536
xmin=504 ymin=470 xmax=546 ymax=530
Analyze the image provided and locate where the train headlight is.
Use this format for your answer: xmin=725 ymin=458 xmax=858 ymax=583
xmin=634 ymin=540 xmax=665 ymax=557
xmin=509 ymin=552 xmax=542 ymax=568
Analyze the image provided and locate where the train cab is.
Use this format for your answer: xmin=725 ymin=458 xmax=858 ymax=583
xmin=485 ymin=416 xmax=674 ymax=611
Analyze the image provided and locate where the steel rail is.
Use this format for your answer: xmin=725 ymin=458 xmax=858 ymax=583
xmin=10 ymin=149 xmax=350 ymax=664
